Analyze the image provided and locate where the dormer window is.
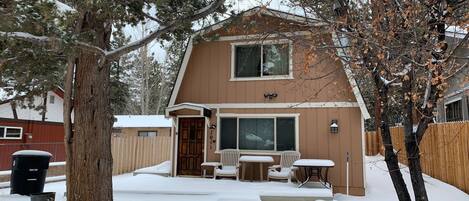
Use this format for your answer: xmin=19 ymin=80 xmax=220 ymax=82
xmin=231 ymin=40 xmax=293 ymax=81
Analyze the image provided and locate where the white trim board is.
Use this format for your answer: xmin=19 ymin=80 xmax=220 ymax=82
xmin=332 ymin=32 xmax=371 ymax=119
xmin=205 ymin=102 xmax=360 ymax=109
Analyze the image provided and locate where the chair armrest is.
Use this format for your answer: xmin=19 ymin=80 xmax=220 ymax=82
xmin=268 ymin=165 xmax=281 ymax=170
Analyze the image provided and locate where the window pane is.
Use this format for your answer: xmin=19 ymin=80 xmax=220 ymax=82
xmin=239 ymin=118 xmax=274 ymax=150
xmin=262 ymin=44 xmax=289 ymax=76
xmin=0 ymin=127 xmax=4 ymax=138
xmin=446 ymin=100 xmax=463 ymax=122
xmin=138 ymin=131 xmax=148 ymax=137
xmin=276 ymin=117 xmax=295 ymax=151
xmin=147 ymin=131 xmax=157 ymax=137
xmin=220 ymin=118 xmax=237 ymax=149
xmin=5 ymin=128 xmax=21 ymax=138
xmin=235 ymin=45 xmax=261 ymax=77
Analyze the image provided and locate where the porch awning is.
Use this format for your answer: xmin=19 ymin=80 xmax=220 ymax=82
xmin=165 ymin=102 xmax=212 ymax=118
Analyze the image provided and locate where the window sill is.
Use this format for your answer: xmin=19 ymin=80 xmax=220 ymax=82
xmin=215 ymin=150 xmax=296 ymax=156
xmin=229 ymin=76 xmax=294 ymax=82
xmin=0 ymin=138 xmax=22 ymax=140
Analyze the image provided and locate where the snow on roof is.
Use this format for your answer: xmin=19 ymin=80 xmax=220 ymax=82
xmin=113 ymin=115 xmax=172 ymax=128
xmin=446 ymin=25 xmax=468 ymax=39
xmin=0 ymin=87 xmax=17 ymax=102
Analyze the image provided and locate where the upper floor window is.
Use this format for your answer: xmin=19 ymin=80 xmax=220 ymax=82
xmin=49 ymin=95 xmax=55 ymax=104
xmin=0 ymin=126 xmax=23 ymax=140
xmin=445 ymin=100 xmax=463 ymax=122
xmin=231 ymin=40 xmax=292 ymax=81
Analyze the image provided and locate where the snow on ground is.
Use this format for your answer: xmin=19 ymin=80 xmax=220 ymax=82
xmin=133 ymin=160 xmax=171 ymax=176
xmin=335 ymin=155 xmax=469 ymax=201
xmin=1 ymin=156 xmax=468 ymax=201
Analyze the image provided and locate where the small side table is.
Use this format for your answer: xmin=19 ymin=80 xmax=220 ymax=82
xmin=201 ymin=162 xmax=221 ymax=178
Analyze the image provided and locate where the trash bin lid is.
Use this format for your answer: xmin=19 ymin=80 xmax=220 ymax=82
xmin=12 ymin=150 xmax=52 ymax=157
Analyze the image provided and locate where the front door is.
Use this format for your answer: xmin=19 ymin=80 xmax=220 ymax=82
xmin=177 ymin=117 xmax=205 ymax=175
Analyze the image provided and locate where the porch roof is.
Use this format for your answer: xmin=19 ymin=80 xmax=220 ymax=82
xmin=165 ymin=102 xmax=212 ymax=118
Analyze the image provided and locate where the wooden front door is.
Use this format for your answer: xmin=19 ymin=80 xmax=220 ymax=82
xmin=177 ymin=118 xmax=205 ymax=175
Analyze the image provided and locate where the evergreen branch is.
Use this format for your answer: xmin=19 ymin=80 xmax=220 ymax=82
xmin=0 ymin=31 xmax=106 ymax=56
xmin=105 ymin=0 xmax=225 ymax=60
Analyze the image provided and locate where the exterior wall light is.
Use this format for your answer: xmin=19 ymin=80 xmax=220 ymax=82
xmin=330 ymin=120 xmax=339 ymax=133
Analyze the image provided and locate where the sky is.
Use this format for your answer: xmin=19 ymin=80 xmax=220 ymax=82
xmin=122 ymin=0 xmax=296 ymax=63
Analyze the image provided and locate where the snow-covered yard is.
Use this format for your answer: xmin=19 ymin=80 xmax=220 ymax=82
xmin=1 ymin=156 xmax=468 ymax=201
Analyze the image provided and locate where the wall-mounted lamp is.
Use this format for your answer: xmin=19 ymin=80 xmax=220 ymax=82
xmin=209 ymin=124 xmax=216 ymax=129
xmin=330 ymin=120 xmax=339 ymax=133
xmin=264 ymin=92 xmax=278 ymax=100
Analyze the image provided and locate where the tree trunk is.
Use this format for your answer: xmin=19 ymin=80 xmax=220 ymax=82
xmin=374 ymin=71 xmax=411 ymax=201
xmin=65 ymin=13 xmax=114 ymax=201
xmin=402 ymin=69 xmax=428 ymax=201
xmin=41 ymin=92 xmax=47 ymax=121
xmin=10 ymin=101 xmax=18 ymax=119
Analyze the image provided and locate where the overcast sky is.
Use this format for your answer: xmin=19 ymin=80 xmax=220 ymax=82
xmin=123 ymin=0 xmax=297 ymax=63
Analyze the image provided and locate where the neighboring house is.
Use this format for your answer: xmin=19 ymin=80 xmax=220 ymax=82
xmin=0 ymin=88 xmax=67 ymax=170
xmin=436 ymin=27 xmax=469 ymax=122
xmin=0 ymin=88 xmax=67 ymax=122
xmin=165 ymin=8 xmax=370 ymax=195
xmin=113 ymin=115 xmax=172 ymax=137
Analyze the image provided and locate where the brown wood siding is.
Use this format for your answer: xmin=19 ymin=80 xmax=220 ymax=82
xmin=175 ymin=39 xmax=356 ymax=104
xmin=204 ymin=108 xmax=364 ymax=195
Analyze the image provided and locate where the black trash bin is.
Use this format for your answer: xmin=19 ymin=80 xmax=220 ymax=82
xmin=10 ymin=150 xmax=52 ymax=196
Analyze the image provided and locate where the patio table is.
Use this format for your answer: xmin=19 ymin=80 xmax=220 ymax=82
xmin=200 ymin=162 xmax=221 ymax=178
xmin=293 ymin=159 xmax=335 ymax=188
xmin=239 ymin=155 xmax=274 ymax=181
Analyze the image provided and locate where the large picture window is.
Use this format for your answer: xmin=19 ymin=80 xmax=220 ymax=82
xmin=232 ymin=41 xmax=292 ymax=80
xmin=219 ymin=116 xmax=297 ymax=152
xmin=0 ymin=126 xmax=23 ymax=139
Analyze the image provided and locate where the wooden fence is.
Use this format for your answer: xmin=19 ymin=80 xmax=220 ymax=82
xmin=111 ymin=136 xmax=171 ymax=175
xmin=365 ymin=121 xmax=469 ymax=194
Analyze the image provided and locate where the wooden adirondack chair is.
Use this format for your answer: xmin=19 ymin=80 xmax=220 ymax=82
xmin=267 ymin=151 xmax=301 ymax=183
xmin=214 ymin=149 xmax=240 ymax=180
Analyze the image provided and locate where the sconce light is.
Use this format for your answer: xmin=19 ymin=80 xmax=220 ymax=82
xmin=209 ymin=124 xmax=216 ymax=129
xmin=330 ymin=120 xmax=339 ymax=133
xmin=264 ymin=92 xmax=278 ymax=100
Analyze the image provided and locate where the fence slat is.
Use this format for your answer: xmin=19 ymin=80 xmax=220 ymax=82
xmin=365 ymin=121 xmax=469 ymax=194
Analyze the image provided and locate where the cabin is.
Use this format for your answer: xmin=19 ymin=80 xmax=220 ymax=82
xmin=112 ymin=115 xmax=172 ymax=137
xmin=165 ymin=8 xmax=370 ymax=196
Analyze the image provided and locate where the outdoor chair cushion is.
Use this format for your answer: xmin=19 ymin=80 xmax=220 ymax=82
xmin=268 ymin=167 xmax=292 ymax=179
xmin=215 ymin=166 xmax=237 ymax=176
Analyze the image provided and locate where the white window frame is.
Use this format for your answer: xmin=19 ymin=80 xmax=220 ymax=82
xmin=216 ymin=113 xmax=299 ymax=154
xmin=230 ymin=39 xmax=294 ymax=81
xmin=444 ymin=97 xmax=463 ymax=122
xmin=0 ymin=126 xmax=23 ymax=140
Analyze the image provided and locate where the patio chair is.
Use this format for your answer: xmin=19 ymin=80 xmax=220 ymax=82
xmin=267 ymin=151 xmax=301 ymax=183
xmin=214 ymin=149 xmax=240 ymax=180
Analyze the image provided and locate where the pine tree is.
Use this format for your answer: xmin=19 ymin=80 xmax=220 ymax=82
xmin=1 ymin=1 xmax=226 ymax=201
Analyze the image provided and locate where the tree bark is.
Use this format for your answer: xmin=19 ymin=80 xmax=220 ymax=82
xmin=372 ymin=70 xmax=411 ymax=201
xmin=41 ymin=92 xmax=47 ymax=121
xmin=402 ymin=68 xmax=428 ymax=201
xmin=66 ymin=12 xmax=114 ymax=201
xmin=10 ymin=101 xmax=18 ymax=119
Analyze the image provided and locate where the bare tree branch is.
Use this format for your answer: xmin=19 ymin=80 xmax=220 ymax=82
xmin=105 ymin=0 xmax=226 ymax=60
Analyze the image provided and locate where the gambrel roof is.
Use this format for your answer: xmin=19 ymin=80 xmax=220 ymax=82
xmin=168 ymin=7 xmax=370 ymax=119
